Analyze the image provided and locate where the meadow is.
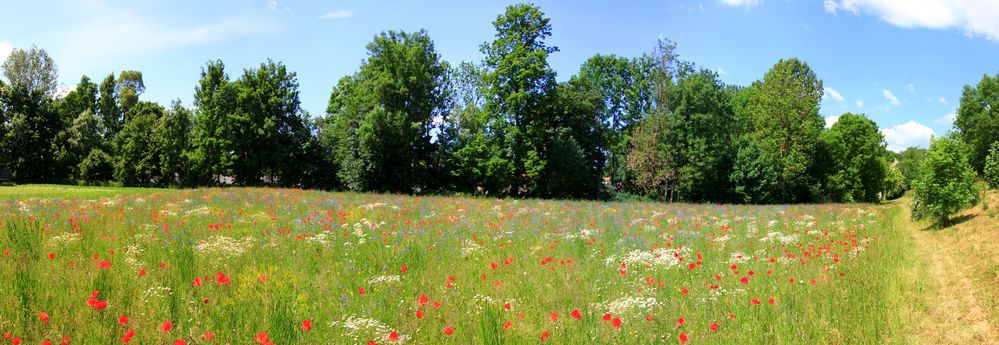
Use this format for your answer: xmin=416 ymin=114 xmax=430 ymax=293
xmin=0 ymin=187 xmax=916 ymax=344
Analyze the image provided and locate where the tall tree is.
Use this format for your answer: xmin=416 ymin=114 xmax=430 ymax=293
xmin=743 ymin=58 xmax=824 ymax=202
xmin=113 ymin=101 xmax=164 ymax=185
xmin=190 ymin=60 xmax=237 ymax=185
xmin=97 ymin=73 xmax=120 ymax=138
xmin=157 ymin=100 xmax=192 ymax=185
xmin=326 ymin=30 xmax=451 ymax=193
xmin=1 ymin=45 xmax=58 ymax=96
xmin=541 ymin=78 xmax=606 ymax=198
xmin=479 ymin=4 xmax=559 ymax=196
xmin=817 ymin=113 xmax=887 ymax=202
xmin=0 ymin=84 xmax=61 ymax=181
xmin=954 ymin=72 xmax=999 ymax=173
xmin=116 ymin=70 xmax=145 ymax=116
xmin=896 ymin=147 xmax=927 ymax=189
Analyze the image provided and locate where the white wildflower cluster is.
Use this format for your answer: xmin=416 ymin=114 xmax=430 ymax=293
xmin=604 ymin=247 xmax=693 ymax=270
xmin=713 ymin=234 xmax=731 ymax=243
xmin=460 ymin=240 xmax=483 ymax=257
xmin=330 ymin=315 xmax=409 ymax=344
xmin=142 ymin=286 xmax=172 ymax=301
xmin=563 ymin=228 xmax=594 ymax=240
xmin=46 ymin=232 xmax=81 ymax=248
xmin=360 ymin=202 xmax=398 ymax=210
xmin=194 ymin=236 xmax=255 ymax=258
xmin=185 ymin=206 xmax=211 ymax=216
xmin=793 ymin=220 xmax=816 ymax=228
xmin=759 ymin=232 xmax=799 ymax=244
xmin=627 ymin=217 xmax=646 ymax=227
xmin=727 ymin=252 xmax=749 ymax=264
xmin=592 ymin=296 xmax=658 ymax=315
xmin=766 ymin=219 xmax=779 ymax=228
xmin=122 ymin=245 xmax=144 ymax=270
xmin=367 ymin=275 xmax=401 ymax=285
xmin=306 ymin=232 xmax=335 ymax=246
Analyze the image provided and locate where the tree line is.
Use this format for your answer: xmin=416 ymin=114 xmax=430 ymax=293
xmin=2 ymin=3 xmax=989 ymax=205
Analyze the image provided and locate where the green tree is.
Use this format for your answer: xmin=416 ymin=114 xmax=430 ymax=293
xmin=954 ymin=72 xmax=999 ymax=173
xmin=0 ymin=84 xmax=61 ymax=181
xmin=113 ymin=101 xmax=163 ymax=185
xmin=896 ymin=147 xmax=927 ymax=189
xmin=983 ymin=142 xmax=999 ymax=189
xmin=157 ymin=100 xmax=192 ymax=185
xmin=540 ymin=78 xmax=606 ymax=198
xmin=817 ymin=113 xmax=887 ymax=202
xmin=190 ymin=60 xmax=237 ymax=185
xmin=1 ymin=45 xmax=58 ymax=96
xmin=116 ymin=70 xmax=145 ymax=116
xmin=744 ymin=58 xmax=824 ymax=202
xmin=911 ymin=134 xmax=979 ymax=226
xmin=325 ymin=30 xmax=451 ymax=193
xmin=98 ymin=73 xmax=120 ymax=138
xmin=479 ymin=4 xmax=558 ymax=196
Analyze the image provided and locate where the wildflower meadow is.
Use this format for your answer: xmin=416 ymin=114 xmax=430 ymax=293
xmin=0 ymin=188 xmax=912 ymax=344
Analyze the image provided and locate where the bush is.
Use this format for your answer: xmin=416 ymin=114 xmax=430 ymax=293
xmin=911 ymin=134 xmax=979 ymax=226
xmin=983 ymin=142 xmax=999 ymax=189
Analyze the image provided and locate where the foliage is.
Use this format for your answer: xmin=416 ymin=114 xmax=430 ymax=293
xmin=896 ymin=147 xmax=926 ymax=189
xmin=1 ymin=45 xmax=58 ymax=96
xmin=954 ymin=72 xmax=999 ymax=173
xmin=817 ymin=113 xmax=887 ymax=202
xmin=911 ymin=134 xmax=979 ymax=226
xmin=743 ymin=58 xmax=824 ymax=203
xmin=983 ymin=142 xmax=999 ymax=189
xmin=325 ymin=30 xmax=451 ymax=193
xmin=113 ymin=101 xmax=164 ymax=185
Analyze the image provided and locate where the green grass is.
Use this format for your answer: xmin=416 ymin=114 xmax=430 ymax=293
xmin=0 ymin=188 xmax=916 ymax=344
xmin=0 ymin=184 xmax=166 ymax=200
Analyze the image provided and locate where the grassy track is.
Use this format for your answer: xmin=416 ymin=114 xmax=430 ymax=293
xmin=0 ymin=186 xmax=955 ymax=344
xmin=0 ymin=184 xmax=166 ymax=200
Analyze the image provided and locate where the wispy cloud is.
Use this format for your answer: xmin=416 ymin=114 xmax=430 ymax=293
xmin=883 ymin=88 xmax=900 ymax=106
xmin=881 ymin=121 xmax=935 ymax=152
xmin=935 ymin=112 xmax=957 ymax=124
xmin=907 ymin=83 xmax=915 ymax=92
xmin=825 ymin=115 xmax=841 ymax=128
xmin=319 ymin=9 xmax=354 ymax=20
xmin=59 ymin=10 xmax=276 ymax=71
xmin=720 ymin=0 xmax=762 ymax=7
xmin=855 ymin=99 xmax=864 ymax=108
xmin=824 ymin=0 xmax=999 ymax=43
xmin=824 ymin=87 xmax=845 ymax=102
xmin=938 ymin=96 xmax=948 ymax=105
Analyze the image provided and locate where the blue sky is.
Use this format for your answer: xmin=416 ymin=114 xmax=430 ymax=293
xmin=1 ymin=0 xmax=998 ymax=151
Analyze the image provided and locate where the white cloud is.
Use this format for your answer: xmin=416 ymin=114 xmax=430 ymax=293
xmin=53 ymin=84 xmax=76 ymax=99
xmin=825 ymin=115 xmax=841 ymax=128
xmin=938 ymin=96 xmax=948 ymax=105
xmin=935 ymin=112 xmax=957 ymax=124
xmin=268 ymin=0 xmax=278 ymax=11
xmin=907 ymin=83 xmax=915 ymax=92
xmin=60 ymin=11 xmax=275 ymax=70
xmin=0 ymin=41 xmax=12 ymax=64
xmin=319 ymin=9 xmax=354 ymax=20
xmin=823 ymin=0 xmax=999 ymax=42
xmin=721 ymin=0 xmax=762 ymax=7
xmin=824 ymin=87 xmax=845 ymax=102
xmin=714 ymin=66 xmax=726 ymax=76
xmin=856 ymin=99 xmax=864 ymax=107
xmin=883 ymin=88 xmax=901 ymax=106
xmin=881 ymin=121 xmax=935 ymax=151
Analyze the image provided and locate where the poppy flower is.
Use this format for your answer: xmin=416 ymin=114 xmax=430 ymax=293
xmin=302 ymin=319 xmax=312 ymax=331
xmin=161 ymin=320 xmax=173 ymax=333
xmin=121 ymin=329 xmax=134 ymax=343
xmin=679 ymin=333 xmax=689 ymax=344
xmin=550 ymin=312 xmax=558 ymax=321
xmin=388 ymin=331 xmax=399 ymax=341
xmin=358 ymin=287 xmax=366 ymax=295
xmin=676 ymin=317 xmax=685 ymax=327
xmin=710 ymin=323 xmax=719 ymax=331
xmin=503 ymin=321 xmax=513 ymax=330
xmin=254 ymin=332 xmax=270 ymax=344
xmin=570 ymin=309 xmax=581 ymax=320
xmin=203 ymin=332 xmax=214 ymax=340
xmin=415 ymin=309 xmax=424 ymax=319
xmin=417 ymin=295 xmax=429 ymax=306
xmin=118 ymin=315 xmax=128 ymax=326
xmin=38 ymin=312 xmax=49 ymax=324
xmin=442 ymin=327 xmax=453 ymax=336
xmin=541 ymin=331 xmax=550 ymax=342
xmin=173 ymin=340 xmax=186 ymax=345
xmin=503 ymin=303 xmax=511 ymax=311
xmin=612 ymin=317 xmax=622 ymax=329
xmin=603 ymin=313 xmax=612 ymax=321
xmin=432 ymin=301 xmax=442 ymax=309
xmin=400 ymin=265 xmax=408 ymax=273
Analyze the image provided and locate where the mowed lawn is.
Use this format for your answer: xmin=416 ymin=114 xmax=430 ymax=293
xmin=0 ymin=186 xmax=916 ymax=344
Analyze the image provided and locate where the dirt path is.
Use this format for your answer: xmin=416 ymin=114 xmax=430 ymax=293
xmin=898 ymin=201 xmax=998 ymax=344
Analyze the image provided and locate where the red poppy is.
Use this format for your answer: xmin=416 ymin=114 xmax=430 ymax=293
xmin=359 ymin=287 xmax=366 ymax=295
xmin=676 ymin=317 xmax=685 ymax=327
xmin=603 ymin=313 xmax=612 ymax=321
xmin=203 ymin=332 xmax=214 ymax=340
xmin=388 ymin=331 xmax=399 ymax=341
xmin=612 ymin=317 xmax=622 ymax=329
xmin=415 ymin=309 xmax=424 ymax=319
xmin=550 ymin=312 xmax=558 ymax=321
xmin=710 ymin=323 xmax=719 ymax=331
xmin=173 ymin=340 xmax=186 ymax=345
xmin=121 ymin=329 xmax=134 ymax=343
xmin=541 ymin=331 xmax=550 ymax=342
xmin=161 ymin=320 xmax=173 ymax=333
xmin=570 ymin=309 xmax=582 ymax=320
xmin=118 ymin=315 xmax=128 ymax=326
xmin=302 ymin=319 xmax=312 ymax=331
xmin=38 ymin=312 xmax=49 ymax=324
xmin=417 ymin=295 xmax=429 ymax=306
xmin=679 ymin=333 xmax=689 ymax=344
xmin=503 ymin=321 xmax=513 ymax=330
xmin=400 ymin=265 xmax=408 ymax=273
xmin=442 ymin=327 xmax=454 ymax=336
